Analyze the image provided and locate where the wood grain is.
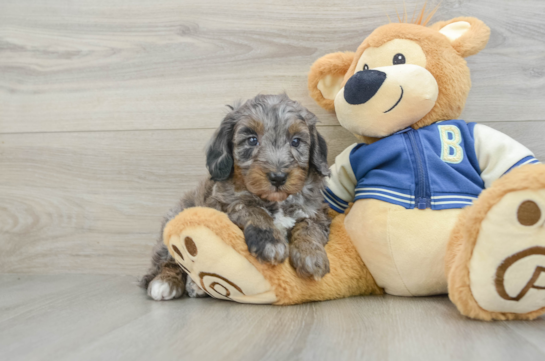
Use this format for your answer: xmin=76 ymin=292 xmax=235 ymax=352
xmin=0 ymin=126 xmax=353 ymax=275
xmin=2 ymin=0 xmax=545 ymax=134
xmin=0 ymin=122 xmax=543 ymax=275
xmin=1 ymin=0 xmax=545 ymax=276
xmin=1 ymin=0 xmax=545 ymax=351
xmin=0 ymin=274 xmax=544 ymax=361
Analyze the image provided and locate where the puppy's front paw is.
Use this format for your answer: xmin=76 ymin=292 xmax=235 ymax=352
xmin=244 ymin=225 xmax=289 ymax=264
xmin=148 ymin=278 xmax=184 ymax=301
xmin=289 ymin=241 xmax=330 ymax=280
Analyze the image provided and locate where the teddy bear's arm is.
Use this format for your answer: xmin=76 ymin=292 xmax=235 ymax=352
xmin=322 ymin=143 xmax=358 ymax=213
xmin=472 ymin=124 xmax=540 ymax=188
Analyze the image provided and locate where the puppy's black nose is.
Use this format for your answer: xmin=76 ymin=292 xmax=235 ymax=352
xmin=344 ymin=70 xmax=387 ymax=105
xmin=267 ymin=172 xmax=287 ymax=187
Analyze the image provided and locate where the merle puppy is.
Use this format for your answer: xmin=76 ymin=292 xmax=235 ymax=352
xmin=141 ymin=94 xmax=331 ymax=300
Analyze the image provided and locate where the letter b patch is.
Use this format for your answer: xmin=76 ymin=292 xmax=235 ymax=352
xmin=439 ymin=125 xmax=464 ymax=164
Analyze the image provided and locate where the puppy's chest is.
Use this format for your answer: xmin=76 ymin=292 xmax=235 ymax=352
xmin=272 ymin=209 xmax=297 ymax=234
xmin=270 ymin=204 xmax=310 ymax=236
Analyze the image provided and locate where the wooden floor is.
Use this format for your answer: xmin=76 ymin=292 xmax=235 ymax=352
xmin=2 ymin=0 xmax=545 ymax=359
xmin=2 ymin=0 xmax=545 ymax=276
xmin=0 ymin=274 xmax=544 ymax=361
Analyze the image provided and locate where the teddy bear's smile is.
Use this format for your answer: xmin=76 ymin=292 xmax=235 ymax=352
xmin=384 ymin=86 xmax=403 ymax=113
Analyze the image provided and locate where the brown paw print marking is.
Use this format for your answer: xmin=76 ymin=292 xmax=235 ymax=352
xmin=171 ymin=245 xmax=190 ymax=273
xmin=185 ymin=236 xmax=198 ymax=257
xmin=199 ymin=272 xmax=244 ymax=300
xmin=171 ymin=245 xmax=184 ymax=260
xmin=209 ymin=282 xmax=230 ymax=297
xmin=517 ymin=200 xmax=541 ymax=226
xmin=177 ymin=263 xmax=190 ymax=274
xmin=495 ymin=246 xmax=545 ymax=301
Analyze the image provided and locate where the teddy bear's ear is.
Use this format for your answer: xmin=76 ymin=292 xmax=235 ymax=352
xmin=308 ymin=52 xmax=355 ymax=111
xmin=430 ymin=17 xmax=490 ymax=58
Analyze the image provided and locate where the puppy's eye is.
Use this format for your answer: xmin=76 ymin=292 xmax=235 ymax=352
xmin=247 ymin=137 xmax=258 ymax=146
xmin=393 ymin=53 xmax=405 ymax=65
xmin=291 ymin=138 xmax=301 ymax=147
xmin=363 ymin=64 xmax=369 ymax=71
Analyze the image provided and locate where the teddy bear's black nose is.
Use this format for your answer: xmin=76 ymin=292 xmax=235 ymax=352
xmin=344 ymin=70 xmax=387 ymax=105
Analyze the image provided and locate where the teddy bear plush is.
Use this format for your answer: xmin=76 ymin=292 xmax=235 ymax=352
xmin=162 ymin=16 xmax=545 ymax=321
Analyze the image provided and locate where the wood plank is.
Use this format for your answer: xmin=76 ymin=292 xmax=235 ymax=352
xmin=0 ymin=126 xmax=353 ymax=275
xmin=0 ymin=275 xmax=543 ymax=361
xmin=0 ymin=122 xmax=543 ymax=275
xmin=1 ymin=0 xmax=545 ymax=134
xmin=0 ymin=274 xmax=118 ymax=323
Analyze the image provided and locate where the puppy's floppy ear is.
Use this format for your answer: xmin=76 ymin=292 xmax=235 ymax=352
xmin=310 ymin=127 xmax=329 ymax=177
xmin=430 ymin=17 xmax=490 ymax=58
xmin=308 ymin=52 xmax=355 ymax=111
xmin=305 ymin=111 xmax=330 ymax=177
xmin=206 ymin=112 xmax=237 ymax=181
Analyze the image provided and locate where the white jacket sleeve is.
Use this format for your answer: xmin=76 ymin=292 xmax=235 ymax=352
xmin=473 ymin=124 xmax=539 ymax=188
xmin=322 ymin=143 xmax=358 ymax=213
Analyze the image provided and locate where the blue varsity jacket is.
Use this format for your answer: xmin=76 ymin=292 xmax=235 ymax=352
xmin=323 ymin=120 xmax=539 ymax=212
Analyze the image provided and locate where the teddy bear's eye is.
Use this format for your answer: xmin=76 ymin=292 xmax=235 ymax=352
xmin=363 ymin=64 xmax=369 ymax=71
xmin=393 ymin=53 xmax=406 ymax=65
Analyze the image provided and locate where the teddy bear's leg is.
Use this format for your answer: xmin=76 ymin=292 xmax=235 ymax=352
xmin=163 ymin=207 xmax=277 ymax=304
xmin=163 ymin=206 xmax=382 ymax=305
xmin=447 ymin=164 xmax=545 ymax=321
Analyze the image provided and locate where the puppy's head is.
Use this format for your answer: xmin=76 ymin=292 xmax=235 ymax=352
xmin=206 ymin=94 xmax=329 ymax=202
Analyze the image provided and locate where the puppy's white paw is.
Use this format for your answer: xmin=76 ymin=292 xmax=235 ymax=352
xmin=148 ymin=278 xmax=183 ymax=301
xmin=186 ymin=277 xmax=208 ymax=298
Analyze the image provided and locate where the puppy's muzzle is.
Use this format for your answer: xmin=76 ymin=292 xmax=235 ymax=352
xmin=344 ymin=70 xmax=387 ymax=105
xmin=267 ymin=172 xmax=287 ymax=187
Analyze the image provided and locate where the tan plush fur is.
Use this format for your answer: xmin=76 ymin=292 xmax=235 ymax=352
xmin=305 ymin=15 xmax=545 ymax=320
xmin=308 ymin=52 xmax=355 ymax=111
xmin=164 ymin=206 xmax=382 ymax=304
xmin=447 ymin=164 xmax=545 ymax=321
xmin=429 ymin=17 xmax=491 ymax=58
xmin=308 ymin=17 xmax=489 ymax=144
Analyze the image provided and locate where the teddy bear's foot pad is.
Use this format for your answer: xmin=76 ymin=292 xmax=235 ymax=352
xmin=166 ymin=225 xmax=277 ymax=304
xmin=470 ymin=189 xmax=545 ymax=314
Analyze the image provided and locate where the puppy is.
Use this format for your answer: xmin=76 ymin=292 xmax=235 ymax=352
xmin=141 ymin=94 xmax=332 ymax=301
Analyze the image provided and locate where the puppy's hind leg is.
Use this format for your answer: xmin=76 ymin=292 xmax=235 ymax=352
xmin=141 ymin=239 xmax=186 ymax=301
xmin=186 ymin=277 xmax=208 ymax=298
xmin=147 ymin=260 xmax=186 ymax=301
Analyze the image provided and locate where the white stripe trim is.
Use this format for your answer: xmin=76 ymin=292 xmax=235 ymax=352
xmin=323 ymin=188 xmax=349 ymax=206
xmin=521 ymin=157 xmax=538 ymax=166
xmin=356 ymin=192 xmax=415 ymax=204
xmin=355 ymin=187 xmax=414 ymax=198
xmin=431 ymin=201 xmax=473 ymax=205
xmin=322 ymin=191 xmax=348 ymax=210
xmin=432 ymin=195 xmax=478 ymax=200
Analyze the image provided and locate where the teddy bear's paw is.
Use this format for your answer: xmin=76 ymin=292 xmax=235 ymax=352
xmin=165 ymin=224 xmax=277 ymax=304
xmin=469 ymin=189 xmax=545 ymax=315
xmin=147 ymin=278 xmax=184 ymax=301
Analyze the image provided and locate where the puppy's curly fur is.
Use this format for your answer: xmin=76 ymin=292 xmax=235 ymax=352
xmin=141 ymin=94 xmax=332 ymax=300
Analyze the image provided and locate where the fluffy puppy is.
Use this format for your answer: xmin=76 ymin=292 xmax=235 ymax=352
xmin=141 ymin=94 xmax=331 ymax=301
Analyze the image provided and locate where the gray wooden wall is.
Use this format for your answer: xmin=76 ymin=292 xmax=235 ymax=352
xmin=1 ymin=0 xmax=544 ymax=276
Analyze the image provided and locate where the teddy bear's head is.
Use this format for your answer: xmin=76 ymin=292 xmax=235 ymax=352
xmin=308 ymin=17 xmax=490 ymax=143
